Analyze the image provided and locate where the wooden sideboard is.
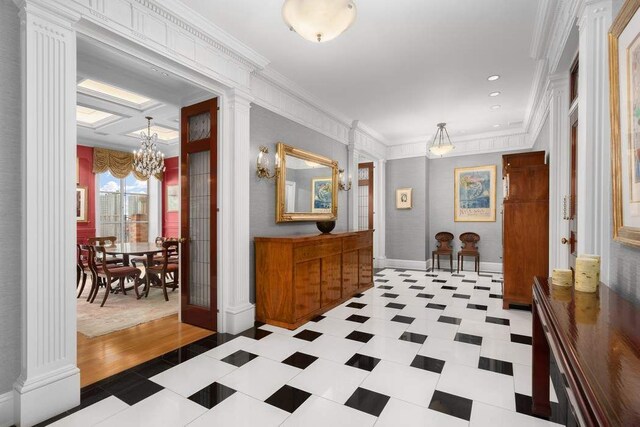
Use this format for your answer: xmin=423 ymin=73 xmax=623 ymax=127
xmin=255 ymin=230 xmax=373 ymax=330
xmin=532 ymin=277 xmax=640 ymax=426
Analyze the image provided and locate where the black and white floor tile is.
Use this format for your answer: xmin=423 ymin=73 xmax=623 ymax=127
xmin=43 ymin=269 xmax=564 ymax=426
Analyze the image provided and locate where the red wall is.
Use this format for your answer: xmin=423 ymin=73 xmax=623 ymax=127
xmin=162 ymin=156 xmax=180 ymax=238
xmin=77 ymin=145 xmax=96 ymax=243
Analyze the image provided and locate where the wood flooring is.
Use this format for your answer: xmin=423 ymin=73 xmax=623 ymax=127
xmin=77 ymin=314 xmax=213 ymax=387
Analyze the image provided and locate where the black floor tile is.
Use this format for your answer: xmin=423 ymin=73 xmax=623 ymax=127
xmin=113 ymin=378 xmax=164 ymax=405
xmin=426 ymin=303 xmax=446 ymax=310
xmin=160 ymin=347 xmax=201 ymax=364
xmin=346 ymin=314 xmax=370 ymax=324
xmin=474 ymin=285 xmax=491 ymax=291
xmin=438 ymin=315 xmax=462 ymax=325
xmin=429 ymin=390 xmax=473 ymax=421
xmin=478 ymin=356 xmax=514 ymax=376
xmin=403 ymin=279 xmax=418 ymax=283
xmin=433 ymin=279 xmax=447 ymax=283
xmin=345 ymin=353 xmax=381 ymax=371
xmin=294 ymin=329 xmax=323 ymax=341
xmin=489 ymin=294 xmax=503 ymax=299
xmin=282 ymin=352 xmax=318 ymax=370
xmin=237 ymin=326 xmax=272 ymax=340
xmin=441 ymin=285 xmax=458 ymax=291
xmin=466 ymin=303 xmax=488 ymax=311
xmin=509 ymin=304 xmax=532 ymax=312
xmin=310 ymin=315 xmax=326 ymax=322
xmin=417 ymin=293 xmax=435 ymax=299
xmin=345 ymin=331 xmax=374 ymax=343
xmin=265 ymin=385 xmax=311 ymax=413
xmin=411 ymin=355 xmax=445 ymax=374
xmin=425 ymin=273 xmax=438 ymax=277
xmin=353 ymin=293 xmax=365 ymax=298
xmin=344 ymin=387 xmax=390 ymax=417
xmin=380 ymin=293 xmax=399 ymax=299
xmin=221 ymin=350 xmax=258 ymax=367
xmin=97 ymin=371 xmax=147 ymax=395
xmin=386 ymin=302 xmax=406 ymax=310
xmin=399 ymin=273 xmax=411 ymax=277
xmin=451 ymin=274 xmax=465 ymax=277
xmin=77 ymin=385 xmax=112 ymax=409
xmin=478 ymin=274 xmax=492 ymax=278
xmin=188 ymin=382 xmax=236 ymax=409
xmin=391 ymin=315 xmax=415 ymax=325
xmin=132 ymin=357 xmax=176 ymax=378
xmin=399 ymin=331 xmax=428 ymax=344
xmin=462 ymin=279 xmax=477 ymax=283
xmin=377 ymin=285 xmax=394 ymax=290
xmin=375 ymin=279 xmax=389 ymax=283
xmin=515 ymin=393 xmax=564 ymax=424
xmin=511 ymin=333 xmax=533 ymax=345
xmin=346 ymin=302 xmax=367 ymax=309
xmin=452 ymin=293 xmax=471 ymax=299
xmin=395 ymin=269 xmax=407 ymax=272
xmin=454 ymin=332 xmax=483 ymax=346
xmin=409 ymin=285 xmax=425 ymax=290
xmin=486 ymin=316 xmax=510 ymax=326
xmin=492 ymin=279 xmax=504 ymax=283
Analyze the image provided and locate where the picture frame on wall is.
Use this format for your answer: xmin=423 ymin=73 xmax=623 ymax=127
xmin=610 ymin=0 xmax=640 ymax=247
xmin=396 ymin=188 xmax=413 ymax=209
xmin=76 ymin=186 xmax=88 ymax=222
xmin=167 ymin=184 xmax=179 ymax=212
xmin=454 ymin=165 xmax=496 ymax=222
xmin=311 ymin=177 xmax=333 ymax=213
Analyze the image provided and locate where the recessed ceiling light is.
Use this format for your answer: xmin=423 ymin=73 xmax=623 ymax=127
xmin=78 ymin=79 xmax=153 ymax=108
xmin=151 ymin=68 xmax=158 ymax=72
xmin=493 ymin=124 xmax=501 ymax=128
xmin=161 ymin=72 xmax=169 ymax=77
xmin=489 ymin=91 xmax=501 ymax=97
xmin=76 ymin=106 xmax=118 ymax=126
xmin=128 ymin=125 xmax=179 ymax=142
xmin=491 ymin=105 xmax=501 ymax=110
xmin=488 ymin=75 xmax=500 ymax=81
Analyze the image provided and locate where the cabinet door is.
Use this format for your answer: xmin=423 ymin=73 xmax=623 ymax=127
xmin=358 ymin=247 xmax=373 ymax=288
xmin=321 ymin=254 xmax=342 ymax=307
xmin=342 ymin=250 xmax=359 ymax=296
xmin=294 ymin=259 xmax=321 ymax=320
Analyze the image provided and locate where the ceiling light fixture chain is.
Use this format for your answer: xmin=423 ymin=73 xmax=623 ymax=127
xmin=133 ymin=116 xmax=165 ymax=178
xmin=428 ymin=122 xmax=455 ymax=157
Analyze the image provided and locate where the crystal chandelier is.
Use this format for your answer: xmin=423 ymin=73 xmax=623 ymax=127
xmin=429 ymin=123 xmax=455 ymax=157
xmin=282 ymin=0 xmax=357 ymax=43
xmin=133 ymin=116 xmax=165 ymax=177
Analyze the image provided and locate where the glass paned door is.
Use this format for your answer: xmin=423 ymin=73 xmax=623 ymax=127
xmin=98 ymin=171 xmax=148 ymax=243
xmin=358 ymin=162 xmax=374 ymax=230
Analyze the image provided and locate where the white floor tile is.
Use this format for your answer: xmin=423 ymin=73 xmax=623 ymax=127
xmin=299 ymin=333 xmax=365 ymax=363
xmin=360 ymin=360 xmax=439 ymax=408
xmin=202 ymin=336 xmax=258 ymax=360
xmin=358 ymin=303 xmax=401 ymax=321
xmin=375 ymin=398 xmax=468 ymax=427
xmin=480 ymin=337 xmax=532 ymax=366
xmin=470 ymin=401 xmax=562 ymax=427
xmin=396 ymin=304 xmax=443 ymax=321
xmin=258 ymin=323 xmax=306 ymax=337
xmin=458 ymin=319 xmax=511 ymax=341
xmin=437 ymin=363 xmax=516 ymax=411
xmin=406 ymin=318 xmax=460 ymax=340
xmin=218 ymin=356 xmax=301 ymax=401
xmin=358 ymin=335 xmax=421 ymax=365
xmin=95 ymin=389 xmax=206 ymax=427
xmin=304 ymin=316 xmax=359 ymax=338
xmin=356 ymin=316 xmax=409 ymax=339
xmin=287 ymin=357 xmax=369 ymax=404
xmin=50 ymin=396 xmax=128 ymax=427
xmin=187 ymin=392 xmax=289 ymax=427
xmin=512 ymin=363 xmax=558 ymax=403
xmin=245 ymin=332 xmax=308 ymax=361
xmin=281 ymin=395 xmax=376 ymax=427
xmin=150 ymin=354 xmax=237 ymax=397
xmin=325 ymin=305 xmax=361 ymax=320
xmin=418 ymin=336 xmax=480 ymax=368
xmin=442 ymin=306 xmax=488 ymax=322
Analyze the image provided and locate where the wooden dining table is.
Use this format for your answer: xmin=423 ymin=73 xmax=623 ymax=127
xmin=104 ymin=242 xmax=167 ymax=295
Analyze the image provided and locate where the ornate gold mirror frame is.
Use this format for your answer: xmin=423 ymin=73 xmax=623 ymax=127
xmin=276 ymin=143 xmax=338 ymax=223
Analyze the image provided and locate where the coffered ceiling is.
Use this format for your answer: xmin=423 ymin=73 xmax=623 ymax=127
xmin=179 ymin=0 xmax=540 ymax=144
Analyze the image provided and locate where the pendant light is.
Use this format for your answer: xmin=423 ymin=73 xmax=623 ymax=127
xmin=429 ymin=123 xmax=455 ymax=156
xmin=133 ymin=116 xmax=165 ymax=177
xmin=282 ymin=0 xmax=357 ymax=43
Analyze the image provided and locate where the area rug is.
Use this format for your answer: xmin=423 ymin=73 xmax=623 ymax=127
xmin=77 ymin=279 xmax=179 ymax=338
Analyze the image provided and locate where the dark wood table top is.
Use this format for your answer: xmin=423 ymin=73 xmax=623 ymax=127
xmin=103 ymin=242 xmax=165 ymax=255
xmin=533 ymin=277 xmax=640 ymax=426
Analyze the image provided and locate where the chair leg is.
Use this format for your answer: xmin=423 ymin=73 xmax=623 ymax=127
xmin=449 ymin=254 xmax=453 ymax=272
xmin=161 ymin=273 xmax=169 ymax=302
xmin=431 ymin=253 xmax=434 ymax=272
xmin=100 ymin=277 xmax=111 ymax=307
xmin=437 ymin=254 xmax=441 ymax=270
xmin=77 ymin=272 xmax=87 ymax=298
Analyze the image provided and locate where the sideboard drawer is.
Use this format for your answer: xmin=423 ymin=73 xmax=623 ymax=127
xmin=294 ymin=240 xmax=342 ymax=263
xmin=343 ymin=232 xmax=373 ymax=252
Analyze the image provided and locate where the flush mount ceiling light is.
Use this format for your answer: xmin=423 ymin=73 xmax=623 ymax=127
xmin=429 ymin=123 xmax=454 ymax=157
xmin=487 ymin=75 xmax=500 ymax=81
xmin=490 ymin=105 xmax=502 ymax=110
xmin=282 ymin=0 xmax=357 ymax=43
xmin=489 ymin=91 xmax=501 ymax=97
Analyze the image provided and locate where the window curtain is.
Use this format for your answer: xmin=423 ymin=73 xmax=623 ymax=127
xmin=92 ymin=147 xmax=163 ymax=181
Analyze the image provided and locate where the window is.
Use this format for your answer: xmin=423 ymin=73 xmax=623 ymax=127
xmin=98 ymin=171 xmax=149 ymax=243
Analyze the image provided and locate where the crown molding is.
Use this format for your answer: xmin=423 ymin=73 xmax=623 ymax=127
xmin=530 ymin=0 xmax=555 ymax=59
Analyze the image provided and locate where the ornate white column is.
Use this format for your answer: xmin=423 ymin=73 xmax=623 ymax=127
xmin=13 ymin=1 xmax=80 ymax=425
xmin=576 ymin=0 xmax=612 ymax=282
xmin=548 ymin=74 xmax=571 ymax=273
xmin=374 ymin=159 xmax=387 ymax=268
xmin=220 ymin=88 xmax=254 ymax=334
xmin=347 ymin=121 xmax=361 ymax=231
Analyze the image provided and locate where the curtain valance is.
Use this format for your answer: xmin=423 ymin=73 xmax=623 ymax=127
xmin=92 ymin=147 xmax=163 ymax=181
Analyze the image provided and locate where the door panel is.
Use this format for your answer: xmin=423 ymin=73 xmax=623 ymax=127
xmin=358 ymin=162 xmax=374 ymax=230
xmin=321 ymin=254 xmax=342 ymax=306
xmin=180 ymin=98 xmax=218 ymax=330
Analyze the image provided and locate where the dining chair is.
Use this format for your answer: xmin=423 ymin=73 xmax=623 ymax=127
xmin=131 ymin=236 xmax=166 ymax=268
xmin=76 ymin=244 xmax=92 ymax=298
xmin=87 ymin=236 xmax=123 ymax=265
xmin=144 ymin=241 xmax=179 ymax=301
xmin=431 ymin=232 xmax=454 ymax=272
xmin=88 ymin=245 xmax=142 ymax=306
xmin=457 ymin=232 xmax=480 ymax=273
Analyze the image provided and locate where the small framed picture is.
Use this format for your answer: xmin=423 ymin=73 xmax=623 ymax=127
xmin=167 ymin=184 xmax=179 ymax=212
xmin=396 ymin=188 xmax=412 ymax=209
xmin=76 ymin=186 xmax=88 ymax=222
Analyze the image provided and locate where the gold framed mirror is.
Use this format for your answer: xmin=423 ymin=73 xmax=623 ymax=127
xmin=276 ymin=142 xmax=338 ymax=222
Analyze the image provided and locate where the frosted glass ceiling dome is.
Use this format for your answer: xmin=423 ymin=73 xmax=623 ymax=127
xmin=282 ymin=0 xmax=357 ymax=43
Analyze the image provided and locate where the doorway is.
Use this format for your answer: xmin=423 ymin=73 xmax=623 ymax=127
xmin=358 ymin=162 xmax=374 ymax=230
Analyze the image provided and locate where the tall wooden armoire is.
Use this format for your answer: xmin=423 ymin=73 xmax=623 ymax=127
xmin=502 ymin=151 xmax=549 ymax=309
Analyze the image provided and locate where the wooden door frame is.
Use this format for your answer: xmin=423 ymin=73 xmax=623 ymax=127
xmin=358 ymin=162 xmax=374 ymax=230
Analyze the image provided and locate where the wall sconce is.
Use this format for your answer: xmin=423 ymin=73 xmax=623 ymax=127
xmin=256 ymin=146 xmax=279 ymax=180
xmin=338 ymin=169 xmax=352 ymax=191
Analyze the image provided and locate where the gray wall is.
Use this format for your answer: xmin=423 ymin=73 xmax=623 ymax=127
xmin=0 ymin=0 xmax=21 ymax=395
xmin=429 ymin=152 xmax=511 ymax=264
xmin=249 ymin=105 xmax=348 ymax=302
xmin=385 ymin=157 xmax=428 ymax=261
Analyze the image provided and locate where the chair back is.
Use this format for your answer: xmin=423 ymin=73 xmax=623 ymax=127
xmin=459 ymin=232 xmax=480 ymax=252
xmin=88 ymin=236 xmax=117 ymax=246
xmin=77 ymin=244 xmax=90 ymax=269
xmin=435 ymin=232 xmax=454 ymax=251
xmin=160 ymin=241 xmax=179 ymax=270
xmin=91 ymin=245 xmax=112 ymax=273
xmin=155 ymin=236 xmax=166 ymax=245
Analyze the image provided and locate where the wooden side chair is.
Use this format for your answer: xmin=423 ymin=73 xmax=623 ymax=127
xmin=87 ymin=236 xmax=123 ymax=265
xmin=431 ymin=232 xmax=454 ymax=271
xmin=144 ymin=241 xmax=179 ymax=301
xmin=458 ymin=232 xmax=480 ymax=273
xmin=76 ymin=244 xmax=92 ymax=298
xmin=88 ymin=245 xmax=142 ymax=306
xmin=131 ymin=236 xmax=166 ymax=268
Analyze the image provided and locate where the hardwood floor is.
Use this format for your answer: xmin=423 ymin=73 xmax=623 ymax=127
xmin=77 ymin=314 xmax=213 ymax=387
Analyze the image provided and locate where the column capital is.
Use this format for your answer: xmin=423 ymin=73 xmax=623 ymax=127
xmin=226 ymin=88 xmax=254 ymax=107
xmin=16 ymin=0 xmax=80 ymax=29
xmin=577 ymin=0 xmax=612 ymax=27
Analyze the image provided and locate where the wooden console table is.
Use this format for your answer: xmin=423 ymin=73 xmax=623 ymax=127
xmin=532 ymin=277 xmax=640 ymax=426
xmin=255 ymin=230 xmax=373 ymax=330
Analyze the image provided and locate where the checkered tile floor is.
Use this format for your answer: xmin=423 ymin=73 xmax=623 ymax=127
xmin=43 ymin=269 xmax=565 ymax=426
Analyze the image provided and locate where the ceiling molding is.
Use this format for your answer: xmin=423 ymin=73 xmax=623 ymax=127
xmin=530 ymin=0 xmax=555 ymax=60
xmin=350 ymin=121 xmax=387 ymax=160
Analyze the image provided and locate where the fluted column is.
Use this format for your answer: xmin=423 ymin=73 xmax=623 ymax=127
xmin=13 ymin=1 xmax=80 ymax=425
xmin=374 ymin=159 xmax=387 ymax=267
xmin=347 ymin=121 xmax=361 ymax=231
xmin=577 ymin=0 xmax=612 ymax=282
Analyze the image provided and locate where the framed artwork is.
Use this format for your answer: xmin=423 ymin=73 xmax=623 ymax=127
xmin=167 ymin=184 xmax=179 ymax=212
xmin=454 ymin=165 xmax=496 ymax=222
xmin=311 ymin=177 xmax=333 ymax=213
xmin=610 ymin=0 xmax=640 ymax=247
xmin=396 ymin=188 xmax=413 ymax=209
xmin=76 ymin=186 xmax=88 ymax=222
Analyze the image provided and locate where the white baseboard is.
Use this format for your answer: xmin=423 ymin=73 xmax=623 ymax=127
xmin=0 ymin=391 xmax=13 ymax=427
xmin=381 ymin=259 xmax=503 ymax=274
xmin=224 ymin=303 xmax=255 ymax=335
xmin=383 ymin=259 xmax=429 ymax=270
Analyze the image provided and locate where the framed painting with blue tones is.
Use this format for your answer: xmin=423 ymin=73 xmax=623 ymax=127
xmin=454 ymin=165 xmax=496 ymax=222
xmin=311 ymin=177 xmax=333 ymax=213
